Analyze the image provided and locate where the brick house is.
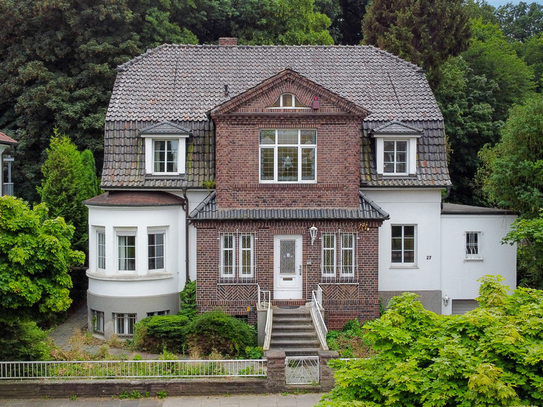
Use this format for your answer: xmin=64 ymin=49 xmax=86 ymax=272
xmin=86 ymin=40 xmax=516 ymax=339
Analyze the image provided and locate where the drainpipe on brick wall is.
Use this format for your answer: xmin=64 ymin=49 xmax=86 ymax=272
xmin=182 ymin=188 xmax=190 ymax=283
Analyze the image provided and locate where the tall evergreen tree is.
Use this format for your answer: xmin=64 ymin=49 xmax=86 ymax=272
xmin=362 ymin=0 xmax=470 ymax=84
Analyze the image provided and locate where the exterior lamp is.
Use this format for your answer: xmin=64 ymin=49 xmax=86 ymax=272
xmin=309 ymin=225 xmax=318 ymax=245
xmin=443 ymin=295 xmax=450 ymax=307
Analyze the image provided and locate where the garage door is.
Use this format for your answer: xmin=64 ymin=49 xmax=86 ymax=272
xmin=452 ymin=300 xmax=478 ymax=315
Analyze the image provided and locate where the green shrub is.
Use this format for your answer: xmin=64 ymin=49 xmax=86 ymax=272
xmin=0 ymin=320 xmax=50 ymax=361
xmin=186 ymin=310 xmax=257 ymax=357
xmin=326 ymin=319 xmax=373 ymax=358
xmin=179 ymin=280 xmax=197 ymax=319
xmin=132 ymin=315 xmax=189 ymax=353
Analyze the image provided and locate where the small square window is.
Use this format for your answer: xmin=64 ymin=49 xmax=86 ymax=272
xmin=113 ymin=313 xmax=136 ymax=336
xmin=465 ymin=231 xmax=482 ymax=260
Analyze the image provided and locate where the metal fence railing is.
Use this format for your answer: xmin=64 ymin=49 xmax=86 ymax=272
xmin=285 ymin=356 xmax=319 ymax=385
xmin=0 ymin=359 xmax=267 ymax=380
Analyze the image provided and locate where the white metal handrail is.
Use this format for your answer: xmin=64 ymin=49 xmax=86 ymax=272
xmin=0 ymin=359 xmax=266 ymax=380
xmin=258 ymin=284 xmax=273 ymax=351
xmin=311 ymin=285 xmax=328 ymax=350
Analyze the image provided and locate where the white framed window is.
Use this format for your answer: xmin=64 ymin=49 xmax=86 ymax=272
xmin=465 ymin=231 xmax=482 ymax=260
xmin=91 ymin=309 xmax=104 ymax=334
xmin=220 ymin=233 xmax=255 ymax=279
xmin=113 ymin=313 xmax=136 ymax=336
xmin=142 ymin=134 xmax=188 ymax=175
xmin=147 ymin=310 xmax=170 ymax=317
xmin=148 ymin=231 xmax=165 ymax=270
xmin=117 ymin=229 xmax=136 ymax=271
xmin=96 ymin=229 xmax=106 ymax=269
xmin=384 ymin=140 xmax=407 ymax=174
xmin=259 ymin=129 xmax=316 ymax=183
xmin=340 ymin=233 xmax=355 ymax=276
xmin=391 ymin=225 xmax=416 ymax=265
xmin=374 ymin=136 xmax=419 ymax=175
xmin=269 ymin=93 xmax=308 ymax=108
xmin=321 ymin=233 xmax=336 ymax=276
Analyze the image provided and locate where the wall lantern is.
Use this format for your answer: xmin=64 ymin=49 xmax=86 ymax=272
xmin=443 ymin=295 xmax=450 ymax=307
xmin=309 ymin=225 xmax=318 ymax=245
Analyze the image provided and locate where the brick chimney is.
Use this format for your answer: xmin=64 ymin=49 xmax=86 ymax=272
xmin=218 ymin=37 xmax=238 ymax=46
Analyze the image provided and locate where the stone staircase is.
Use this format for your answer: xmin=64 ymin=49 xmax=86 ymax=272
xmin=269 ymin=305 xmax=322 ymax=356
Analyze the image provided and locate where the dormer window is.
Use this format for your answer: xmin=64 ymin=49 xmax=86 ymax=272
xmin=140 ymin=122 xmax=190 ymax=175
xmin=269 ymin=93 xmax=308 ymax=108
xmin=372 ymin=121 xmax=422 ymax=176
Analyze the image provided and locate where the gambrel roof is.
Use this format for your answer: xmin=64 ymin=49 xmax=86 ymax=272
xmin=102 ymin=44 xmax=450 ymax=189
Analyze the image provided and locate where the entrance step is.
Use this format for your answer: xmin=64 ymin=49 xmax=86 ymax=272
xmin=269 ymin=305 xmax=322 ymax=356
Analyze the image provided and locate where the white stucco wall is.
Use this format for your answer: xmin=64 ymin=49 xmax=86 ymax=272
xmin=365 ymin=188 xmax=443 ymax=293
xmin=0 ymin=145 xmax=6 ymax=196
xmin=87 ymin=204 xmax=185 ymax=297
xmin=440 ymin=213 xmax=517 ymax=315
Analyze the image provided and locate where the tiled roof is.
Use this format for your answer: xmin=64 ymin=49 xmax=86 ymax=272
xmin=190 ymin=191 xmax=389 ymax=221
xmin=85 ymin=191 xmax=184 ymax=206
xmin=0 ymin=132 xmax=17 ymax=145
xmin=103 ymin=44 xmax=450 ymax=189
xmin=107 ymin=44 xmax=442 ymax=122
xmin=361 ymin=120 xmax=451 ymax=187
xmin=372 ymin=121 xmax=422 ymax=135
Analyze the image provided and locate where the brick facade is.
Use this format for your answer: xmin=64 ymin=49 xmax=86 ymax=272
xmin=193 ymin=219 xmax=381 ymax=328
xmin=194 ymin=72 xmax=381 ymax=329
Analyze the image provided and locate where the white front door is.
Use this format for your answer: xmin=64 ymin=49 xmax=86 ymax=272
xmin=274 ymin=235 xmax=303 ymax=300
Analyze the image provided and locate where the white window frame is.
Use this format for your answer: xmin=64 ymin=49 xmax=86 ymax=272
xmin=148 ymin=229 xmax=166 ymax=271
xmin=375 ymin=135 xmax=419 ymax=176
xmin=96 ymin=228 xmax=106 ymax=270
xmin=269 ymin=93 xmax=309 ymax=109
xmin=391 ymin=225 xmax=417 ymax=266
xmin=91 ymin=309 xmax=104 ymax=334
xmin=465 ymin=231 xmax=483 ymax=261
xmin=220 ymin=233 xmax=255 ymax=279
xmin=113 ymin=313 xmax=136 ymax=336
xmin=116 ymin=229 xmax=137 ymax=272
xmin=259 ymin=129 xmax=317 ymax=183
xmin=321 ymin=233 xmax=336 ymax=276
xmin=142 ymin=134 xmax=188 ymax=175
xmin=340 ymin=233 xmax=356 ymax=277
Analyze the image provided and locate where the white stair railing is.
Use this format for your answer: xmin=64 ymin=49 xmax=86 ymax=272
xmin=257 ymin=285 xmax=273 ymax=351
xmin=311 ymin=285 xmax=328 ymax=350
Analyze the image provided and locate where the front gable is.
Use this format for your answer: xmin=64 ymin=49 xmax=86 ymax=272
xmin=210 ymin=69 xmax=370 ymax=119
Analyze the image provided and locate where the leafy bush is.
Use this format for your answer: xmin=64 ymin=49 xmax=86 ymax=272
xmin=132 ymin=315 xmax=189 ymax=353
xmin=0 ymin=320 xmax=51 ymax=361
xmin=179 ymin=280 xmax=197 ymax=319
xmin=320 ymin=276 xmax=543 ymax=407
xmin=185 ymin=310 xmax=257 ymax=357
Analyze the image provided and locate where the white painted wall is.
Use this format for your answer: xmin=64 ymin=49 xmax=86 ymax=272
xmin=440 ymin=213 xmax=517 ymax=315
xmin=365 ymin=188 xmax=443 ymax=292
xmin=0 ymin=145 xmax=6 ymax=195
xmin=87 ymin=204 xmax=185 ymax=297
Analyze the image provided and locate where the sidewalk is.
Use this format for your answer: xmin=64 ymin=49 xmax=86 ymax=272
xmin=0 ymin=393 xmax=325 ymax=407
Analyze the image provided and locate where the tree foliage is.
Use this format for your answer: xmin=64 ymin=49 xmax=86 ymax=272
xmin=0 ymin=196 xmax=84 ymax=322
xmin=320 ymin=276 xmax=543 ymax=406
xmin=38 ymin=132 xmax=100 ymax=255
xmin=435 ymin=56 xmax=502 ymax=205
xmin=495 ymin=1 xmax=543 ymax=42
xmin=362 ymin=0 xmax=470 ymax=84
xmin=478 ymin=94 xmax=543 ymax=216
xmin=463 ymin=19 xmax=535 ymax=123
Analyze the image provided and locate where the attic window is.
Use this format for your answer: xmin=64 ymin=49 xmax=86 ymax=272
xmin=269 ymin=93 xmax=308 ymax=109
xmin=372 ymin=122 xmax=422 ymax=176
xmin=140 ymin=122 xmax=190 ymax=175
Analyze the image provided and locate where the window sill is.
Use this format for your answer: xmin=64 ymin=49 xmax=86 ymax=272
xmin=464 ymin=258 xmax=484 ymax=262
xmin=87 ymin=270 xmax=173 ymax=281
xmin=389 ymin=264 xmax=419 ymax=269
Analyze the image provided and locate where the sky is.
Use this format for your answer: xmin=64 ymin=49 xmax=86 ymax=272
xmin=486 ymin=0 xmax=543 ymax=6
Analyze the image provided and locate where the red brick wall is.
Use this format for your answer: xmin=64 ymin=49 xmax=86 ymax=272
xmin=212 ymin=81 xmax=362 ymax=209
xmin=194 ymin=219 xmax=381 ymax=326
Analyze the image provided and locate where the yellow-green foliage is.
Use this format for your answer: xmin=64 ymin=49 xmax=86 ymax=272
xmin=320 ymin=276 xmax=543 ymax=407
